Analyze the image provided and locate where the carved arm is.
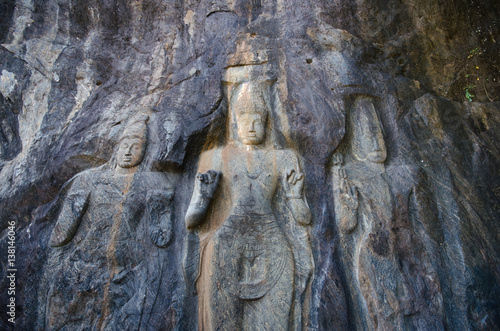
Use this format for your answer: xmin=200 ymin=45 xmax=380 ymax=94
xmin=49 ymin=190 xmax=90 ymax=247
xmin=185 ymin=170 xmax=221 ymax=230
xmin=282 ymin=168 xmax=314 ymax=295
xmin=282 ymin=169 xmax=312 ymax=226
xmin=148 ymin=190 xmax=174 ymax=248
xmin=332 ymin=153 xmax=359 ymax=234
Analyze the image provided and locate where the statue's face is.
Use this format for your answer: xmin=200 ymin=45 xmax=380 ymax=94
xmin=352 ymin=120 xmax=387 ymax=163
xmin=117 ymin=137 xmax=146 ymax=168
xmin=236 ymin=112 xmax=266 ymax=145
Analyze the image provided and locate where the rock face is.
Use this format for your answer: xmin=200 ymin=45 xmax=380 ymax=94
xmin=0 ymin=0 xmax=499 ymax=330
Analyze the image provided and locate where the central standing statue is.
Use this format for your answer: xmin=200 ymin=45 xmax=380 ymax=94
xmin=185 ymin=82 xmax=313 ymax=330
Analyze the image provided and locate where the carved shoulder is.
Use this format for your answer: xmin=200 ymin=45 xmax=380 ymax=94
xmin=49 ymin=183 xmax=92 ymax=247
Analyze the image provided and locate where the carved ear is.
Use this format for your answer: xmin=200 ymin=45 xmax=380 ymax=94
xmin=147 ymin=190 xmax=174 ymax=248
xmin=50 ymin=190 xmax=90 ymax=247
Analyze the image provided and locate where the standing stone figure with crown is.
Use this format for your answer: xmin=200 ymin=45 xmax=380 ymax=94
xmin=331 ymin=96 xmax=445 ymax=330
xmin=40 ymin=115 xmax=174 ymax=330
xmin=184 ymin=82 xmax=314 ymax=330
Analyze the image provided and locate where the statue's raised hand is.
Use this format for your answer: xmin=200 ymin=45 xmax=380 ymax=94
xmin=195 ymin=170 xmax=221 ymax=199
xmin=186 ymin=170 xmax=221 ymax=230
xmin=283 ymin=169 xmax=305 ymax=199
xmin=332 ymin=153 xmax=357 ymax=208
xmin=338 ymin=168 xmax=359 ymax=211
xmin=332 ymin=153 xmax=358 ymax=233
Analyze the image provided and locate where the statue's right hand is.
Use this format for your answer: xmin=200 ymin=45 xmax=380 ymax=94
xmin=338 ymin=169 xmax=358 ymax=210
xmin=195 ymin=170 xmax=221 ymax=199
xmin=186 ymin=170 xmax=221 ymax=230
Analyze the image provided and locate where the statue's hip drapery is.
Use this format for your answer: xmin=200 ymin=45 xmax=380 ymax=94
xmin=197 ymin=213 xmax=295 ymax=331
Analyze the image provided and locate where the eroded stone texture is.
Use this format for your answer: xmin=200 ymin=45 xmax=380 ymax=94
xmin=0 ymin=0 xmax=499 ymax=330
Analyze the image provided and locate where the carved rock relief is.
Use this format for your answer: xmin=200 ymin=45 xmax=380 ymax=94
xmin=40 ymin=116 xmax=174 ymax=330
xmin=331 ymin=96 xmax=447 ymax=330
xmin=1 ymin=2 xmax=498 ymax=330
xmin=35 ymin=39 xmax=471 ymax=330
xmin=184 ymin=78 xmax=314 ymax=330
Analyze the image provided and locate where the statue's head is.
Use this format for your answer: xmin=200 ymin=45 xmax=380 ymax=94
xmin=117 ymin=115 xmax=149 ymax=169
xmin=349 ymin=97 xmax=387 ymax=163
xmin=231 ymin=83 xmax=268 ymax=146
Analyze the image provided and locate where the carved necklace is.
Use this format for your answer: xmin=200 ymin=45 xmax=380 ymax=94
xmin=243 ymin=148 xmax=271 ymax=179
xmin=245 ymin=157 xmax=262 ymax=179
xmin=246 ymin=171 xmax=261 ymax=179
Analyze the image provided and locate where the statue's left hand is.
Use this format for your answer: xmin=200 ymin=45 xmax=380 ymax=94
xmin=147 ymin=190 xmax=173 ymax=248
xmin=151 ymin=226 xmax=170 ymax=248
xmin=283 ymin=169 xmax=305 ymax=198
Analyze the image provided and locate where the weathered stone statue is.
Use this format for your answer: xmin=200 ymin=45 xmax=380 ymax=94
xmin=41 ymin=115 xmax=174 ymax=330
xmin=184 ymin=82 xmax=313 ymax=330
xmin=332 ymin=96 xmax=445 ymax=330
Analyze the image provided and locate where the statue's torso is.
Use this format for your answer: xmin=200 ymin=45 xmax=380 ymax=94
xmin=199 ymin=146 xmax=291 ymax=299
xmin=223 ymin=145 xmax=278 ymax=216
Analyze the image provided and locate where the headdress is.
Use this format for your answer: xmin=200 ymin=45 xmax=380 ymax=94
xmin=120 ymin=114 xmax=150 ymax=141
xmin=231 ymin=83 xmax=268 ymax=118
